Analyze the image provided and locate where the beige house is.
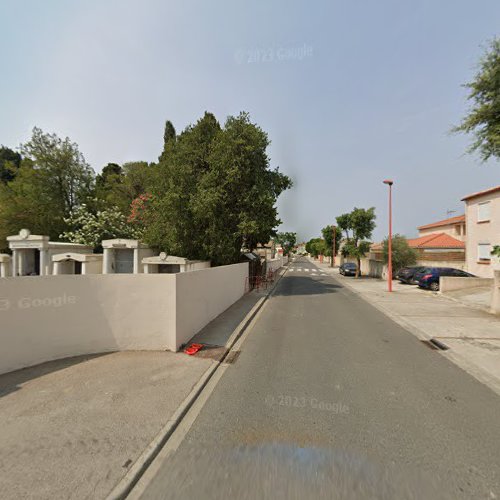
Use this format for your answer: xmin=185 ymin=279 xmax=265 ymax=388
xmin=462 ymin=185 xmax=500 ymax=278
xmin=418 ymin=214 xmax=466 ymax=241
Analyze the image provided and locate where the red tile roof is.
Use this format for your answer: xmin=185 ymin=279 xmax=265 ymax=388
xmin=407 ymin=233 xmax=465 ymax=249
xmin=417 ymin=214 xmax=465 ymax=230
xmin=370 ymin=233 xmax=464 ymax=251
xmin=461 ymin=185 xmax=500 ymax=201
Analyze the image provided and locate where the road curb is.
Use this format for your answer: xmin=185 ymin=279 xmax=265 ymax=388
xmin=106 ymin=264 xmax=289 ymax=500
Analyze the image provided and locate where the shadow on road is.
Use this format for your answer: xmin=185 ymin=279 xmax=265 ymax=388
xmin=274 ymin=276 xmax=342 ymax=297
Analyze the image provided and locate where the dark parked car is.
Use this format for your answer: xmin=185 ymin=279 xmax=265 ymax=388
xmin=396 ymin=266 xmax=428 ymax=284
xmin=418 ymin=268 xmax=475 ymax=292
xmin=412 ymin=267 xmax=434 ymax=284
xmin=339 ymin=262 xmax=359 ymax=276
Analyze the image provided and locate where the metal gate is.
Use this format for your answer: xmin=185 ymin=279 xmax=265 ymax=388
xmin=115 ymin=249 xmax=134 ymax=273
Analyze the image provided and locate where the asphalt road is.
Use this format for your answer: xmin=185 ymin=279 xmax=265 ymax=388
xmin=135 ymin=257 xmax=500 ymax=500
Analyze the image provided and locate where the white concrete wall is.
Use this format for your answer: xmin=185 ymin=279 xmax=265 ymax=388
xmin=439 ymin=277 xmax=493 ymax=292
xmin=175 ymin=263 xmax=248 ymax=350
xmin=267 ymin=256 xmax=287 ymax=272
xmin=0 ymin=275 xmax=176 ymax=374
xmin=360 ymin=258 xmax=389 ymax=279
xmin=186 ymin=261 xmax=211 ymax=272
xmin=0 ymin=263 xmax=248 ymax=374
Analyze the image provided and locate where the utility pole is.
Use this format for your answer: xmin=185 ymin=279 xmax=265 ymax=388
xmin=331 ymin=225 xmax=336 ymax=267
xmin=383 ymin=179 xmax=394 ymax=292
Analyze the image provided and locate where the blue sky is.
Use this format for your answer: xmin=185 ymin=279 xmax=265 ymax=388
xmin=1 ymin=0 xmax=499 ymax=242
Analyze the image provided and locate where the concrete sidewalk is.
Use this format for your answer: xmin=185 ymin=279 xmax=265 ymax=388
xmin=0 ymin=351 xmax=214 ymax=500
xmin=443 ymin=286 xmax=492 ymax=313
xmin=0 ymin=266 xmax=288 ymax=500
xmin=312 ymin=259 xmax=500 ymax=397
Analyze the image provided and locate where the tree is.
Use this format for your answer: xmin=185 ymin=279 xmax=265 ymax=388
xmin=95 ymin=163 xmax=125 ymax=210
xmin=94 ymin=161 xmax=154 ymax=214
xmin=453 ymin=38 xmax=500 ymax=162
xmin=321 ymin=225 xmax=342 ymax=266
xmin=382 ymin=234 xmax=417 ymax=275
xmin=144 ymin=112 xmax=222 ymax=260
xmin=336 ymin=207 xmax=376 ymax=277
xmin=144 ymin=111 xmax=292 ymax=265
xmin=159 ymin=120 xmax=176 ymax=162
xmin=0 ymin=128 xmax=95 ymax=242
xmin=20 ymin=127 xmax=95 ymax=216
xmin=275 ymin=232 xmax=296 ymax=256
xmin=305 ymin=237 xmax=326 ymax=258
xmin=0 ymin=146 xmax=22 ymax=184
xmin=60 ymin=204 xmax=142 ymax=250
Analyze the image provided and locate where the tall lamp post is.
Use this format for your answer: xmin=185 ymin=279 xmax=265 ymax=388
xmin=383 ymin=179 xmax=394 ymax=292
xmin=331 ymin=225 xmax=336 ymax=267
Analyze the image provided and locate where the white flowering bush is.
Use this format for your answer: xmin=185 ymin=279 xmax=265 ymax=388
xmin=60 ymin=204 xmax=143 ymax=248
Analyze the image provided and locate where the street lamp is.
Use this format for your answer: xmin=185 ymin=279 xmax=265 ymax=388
xmin=331 ymin=225 xmax=336 ymax=268
xmin=383 ymin=179 xmax=394 ymax=292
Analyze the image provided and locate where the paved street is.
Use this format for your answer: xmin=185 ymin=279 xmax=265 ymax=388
xmin=133 ymin=257 xmax=500 ymax=500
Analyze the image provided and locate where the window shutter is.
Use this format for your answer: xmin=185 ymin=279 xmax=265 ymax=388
xmin=478 ymin=243 xmax=491 ymax=260
xmin=477 ymin=202 xmax=491 ymax=222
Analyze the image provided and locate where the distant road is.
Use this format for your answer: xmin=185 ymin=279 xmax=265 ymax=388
xmin=135 ymin=257 xmax=500 ymax=499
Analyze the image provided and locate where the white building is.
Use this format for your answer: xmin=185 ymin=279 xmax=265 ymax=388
xmin=462 ymin=185 xmax=500 ymax=278
xmin=52 ymin=252 xmax=103 ymax=275
xmin=7 ymin=229 xmax=92 ymax=276
xmin=142 ymin=253 xmax=210 ymax=274
xmin=0 ymin=254 xmax=11 ymax=277
xmin=102 ymin=239 xmax=154 ymax=274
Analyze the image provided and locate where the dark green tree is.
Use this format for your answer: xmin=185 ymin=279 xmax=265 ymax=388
xmin=453 ymin=38 xmax=500 ymax=162
xmin=0 ymin=146 xmax=22 ymax=184
xmin=159 ymin=120 xmax=177 ymax=162
xmin=144 ymin=112 xmax=292 ymax=265
xmin=145 ymin=112 xmax=222 ymax=259
xmin=336 ymin=207 xmax=376 ymax=277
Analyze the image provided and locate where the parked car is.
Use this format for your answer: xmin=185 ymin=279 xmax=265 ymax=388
xmin=339 ymin=262 xmax=359 ymax=276
xmin=412 ymin=267 xmax=434 ymax=284
xmin=396 ymin=266 xmax=428 ymax=285
xmin=418 ymin=268 xmax=475 ymax=292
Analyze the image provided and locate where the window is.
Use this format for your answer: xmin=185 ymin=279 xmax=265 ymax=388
xmin=477 ymin=201 xmax=491 ymax=222
xmin=478 ymin=243 xmax=491 ymax=261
